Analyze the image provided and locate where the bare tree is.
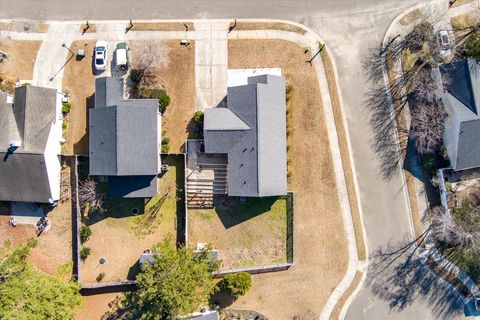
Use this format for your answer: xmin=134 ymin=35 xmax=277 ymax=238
xmin=130 ymin=40 xmax=171 ymax=87
xmin=410 ymin=103 xmax=447 ymax=155
xmin=78 ymin=178 xmax=104 ymax=215
xmin=412 ymin=67 xmax=439 ymax=104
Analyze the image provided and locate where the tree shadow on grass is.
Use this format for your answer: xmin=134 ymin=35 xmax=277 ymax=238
xmin=366 ymin=233 xmax=465 ymax=319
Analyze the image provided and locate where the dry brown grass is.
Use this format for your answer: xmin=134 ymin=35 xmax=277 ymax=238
xmin=0 ymin=22 xmax=13 ymax=31
xmin=228 ymin=40 xmax=348 ymax=320
xmin=143 ymin=40 xmax=195 ymax=152
xmin=450 ymin=0 xmax=473 ymax=8
xmin=131 ymin=22 xmax=194 ymax=31
xmin=36 ymin=23 xmax=49 ymax=33
xmin=399 ymin=9 xmax=423 ymax=26
xmin=0 ymin=40 xmax=42 ymax=80
xmin=235 ymin=22 xmax=307 ymax=35
xmin=79 ymin=23 xmax=97 ymax=33
xmin=75 ymin=293 xmax=120 ymax=320
xmin=61 ymin=40 xmax=96 ymax=155
xmin=321 ymin=49 xmax=366 ymax=261
xmin=330 ymin=271 xmax=363 ymax=320
xmin=451 ymin=11 xmax=480 ymax=32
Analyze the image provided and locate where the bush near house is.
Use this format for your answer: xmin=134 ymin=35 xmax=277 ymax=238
xmin=79 ymin=225 xmax=92 ymax=244
xmin=80 ymin=247 xmax=91 ymax=261
xmin=161 ymin=136 xmax=170 ymax=153
xmin=134 ymin=87 xmax=171 ymax=114
xmin=465 ymin=30 xmax=480 ymax=61
xmin=61 ymin=102 xmax=72 ymax=114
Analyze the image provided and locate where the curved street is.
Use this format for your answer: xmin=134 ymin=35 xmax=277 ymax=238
xmin=1 ymin=0 xmax=465 ymax=319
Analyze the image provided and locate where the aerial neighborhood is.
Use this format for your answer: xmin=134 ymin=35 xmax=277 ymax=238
xmin=1 ymin=1 xmax=480 ymax=320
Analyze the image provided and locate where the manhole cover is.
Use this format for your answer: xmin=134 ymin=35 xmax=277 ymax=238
xmin=99 ymin=258 xmax=106 ymax=264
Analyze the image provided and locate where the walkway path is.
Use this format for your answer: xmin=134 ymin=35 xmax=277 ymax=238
xmin=194 ymin=21 xmax=229 ymax=111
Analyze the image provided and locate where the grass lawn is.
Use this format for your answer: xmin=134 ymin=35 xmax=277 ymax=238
xmin=227 ymin=39 xmax=347 ymax=320
xmin=0 ymin=40 xmax=42 ymax=81
xmin=81 ymin=155 xmax=184 ymax=283
xmin=188 ymin=196 xmax=288 ymax=269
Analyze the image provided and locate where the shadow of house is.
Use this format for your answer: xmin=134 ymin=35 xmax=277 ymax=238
xmin=213 ymin=195 xmax=277 ymax=229
xmin=73 ymin=93 xmax=94 ymax=155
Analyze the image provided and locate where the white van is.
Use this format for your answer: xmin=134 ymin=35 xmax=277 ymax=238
xmin=115 ymin=42 xmax=129 ymax=71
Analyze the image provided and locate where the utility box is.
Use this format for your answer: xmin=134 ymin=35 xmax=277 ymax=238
xmin=77 ymin=49 xmax=85 ymax=59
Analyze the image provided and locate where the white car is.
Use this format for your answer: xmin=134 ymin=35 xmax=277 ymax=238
xmin=437 ymin=30 xmax=451 ymax=59
xmin=115 ymin=42 xmax=130 ymax=71
xmin=94 ymin=40 xmax=108 ymax=70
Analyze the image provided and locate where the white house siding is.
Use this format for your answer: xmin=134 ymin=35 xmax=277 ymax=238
xmin=43 ymin=92 xmax=63 ymax=201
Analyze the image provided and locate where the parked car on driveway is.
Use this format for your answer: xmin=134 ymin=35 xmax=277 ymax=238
xmin=115 ymin=42 xmax=130 ymax=71
xmin=94 ymin=40 xmax=108 ymax=70
xmin=437 ymin=29 xmax=451 ymax=59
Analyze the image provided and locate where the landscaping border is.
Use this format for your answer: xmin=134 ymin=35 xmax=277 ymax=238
xmin=72 ymin=155 xmax=81 ymax=282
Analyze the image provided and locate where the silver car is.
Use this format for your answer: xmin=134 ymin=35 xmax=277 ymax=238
xmin=437 ymin=30 xmax=451 ymax=59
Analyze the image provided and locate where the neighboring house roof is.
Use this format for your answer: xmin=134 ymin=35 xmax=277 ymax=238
xmin=0 ymin=86 xmax=58 ymax=202
xmin=89 ymin=77 xmax=160 ymax=198
xmin=437 ymin=59 xmax=480 ymax=171
xmin=203 ymin=74 xmax=287 ymax=197
xmin=456 ymin=119 xmax=480 ymax=170
xmin=440 ymin=59 xmax=480 ymax=115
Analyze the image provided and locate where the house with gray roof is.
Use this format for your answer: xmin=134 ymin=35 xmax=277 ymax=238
xmin=203 ymin=74 xmax=287 ymax=197
xmin=434 ymin=58 xmax=480 ymax=172
xmin=89 ymin=77 xmax=161 ymax=198
xmin=0 ymin=85 xmax=63 ymax=203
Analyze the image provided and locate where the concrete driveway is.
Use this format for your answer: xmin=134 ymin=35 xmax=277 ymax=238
xmin=2 ymin=0 xmax=463 ymax=318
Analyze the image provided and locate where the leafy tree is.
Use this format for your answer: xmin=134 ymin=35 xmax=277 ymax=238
xmin=0 ymin=239 xmax=82 ymax=320
xmin=465 ymin=30 xmax=480 ymax=61
xmin=219 ymin=272 xmax=252 ymax=299
xmin=115 ymin=239 xmax=220 ymax=319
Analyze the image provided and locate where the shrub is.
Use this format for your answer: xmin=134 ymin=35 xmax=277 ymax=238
xmin=158 ymin=94 xmax=170 ymax=114
xmin=96 ymin=272 xmax=105 ymax=282
xmin=130 ymin=69 xmax=144 ymax=83
xmin=193 ymin=111 xmax=204 ymax=123
xmin=79 ymin=225 xmax=92 ymax=244
xmin=465 ymin=30 xmax=480 ymax=61
xmin=62 ymin=120 xmax=68 ymax=130
xmin=219 ymin=272 xmax=252 ymax=299
xmin=161 ymin=136 xmax=170 ymax=153
xmin=139 ymin=88 xmax=171 ymax=114
xmin=79 ymin=247 xmax=91 ymax=261
xmin=62 ymin=102 xmax=72 ymax=114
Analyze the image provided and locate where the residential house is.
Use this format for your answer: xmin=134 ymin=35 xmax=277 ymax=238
xmin=89 ymin=77 xmax=161 ymax=198
xmin=435 ymin=58 xmax=480 ymax=172
xmin=203 ymin=74 xmax=287 ymax=197
xmin=0 ymin=85 xmax=63 ymax=203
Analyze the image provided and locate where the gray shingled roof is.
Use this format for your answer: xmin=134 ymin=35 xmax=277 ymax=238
xmin=440 ymin=59 xmax=480 ymax=115
xmin=89 ymin=77 xmax=160 ymax=197
xmin=0 ymin=86 xmax=58 ymax=202
xmin=203 ymin=75 xmax=287 ymax=197
xmin=454 ymin=119 xmax=480 ymax=171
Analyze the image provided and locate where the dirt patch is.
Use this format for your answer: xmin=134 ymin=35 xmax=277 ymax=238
xmin=228 ymin=40 xmax=348 ymax=320
xmin=399 ymin=9 xmax=423 ymax=26
xmin=130 ymin=40 xmax=196 ymax=153
xmin=62 ymin=40 xmax=96 ymax=155
xmin=189 ymin=197 xmax=288 ymax=269
xmin=131 ymin=22 xmax=194 ymax=31
xmin=0 ymin=40 xmax=42 ymax=80
xmin=234 ymin=22 xmax=306 ymax=35
xmin=81 ymin=156 xmax=182 ymax=283
xmin=75 ymin=293 xmax=120 ymax=320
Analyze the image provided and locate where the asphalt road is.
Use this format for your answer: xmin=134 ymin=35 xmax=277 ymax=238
xmin=0 ymin=0 xmax=465 ymax=319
